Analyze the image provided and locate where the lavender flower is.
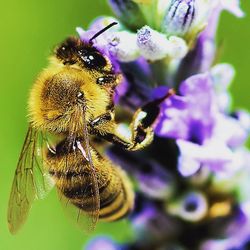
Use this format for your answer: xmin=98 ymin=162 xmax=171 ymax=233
xmin=80 ymin=0 xmax=250 ymax=249
xmin=154 ymin=71 xmax=250 ymax=177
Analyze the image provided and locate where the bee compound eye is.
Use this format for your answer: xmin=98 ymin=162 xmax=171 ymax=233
xmin=78 ymin=50 xmax=107 ymax=69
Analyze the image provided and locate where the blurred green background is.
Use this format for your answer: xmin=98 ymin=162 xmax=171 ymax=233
xmin=0 ymin=1 xmax=249 ymax=249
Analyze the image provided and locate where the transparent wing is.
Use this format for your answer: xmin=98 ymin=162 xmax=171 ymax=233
xmin=81 ymin=116 xmax=100 ymax=229
xmin=7 ymin=126 xmax=54 ymax=234
xmin=57 ymin=108 xmax=100 ymax=232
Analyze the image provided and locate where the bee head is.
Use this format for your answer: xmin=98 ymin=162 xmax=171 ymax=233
xmin=56 ymin=37 xmax=109 ymax=71
xmin=55 ymin=22 xmax=118 ymax=72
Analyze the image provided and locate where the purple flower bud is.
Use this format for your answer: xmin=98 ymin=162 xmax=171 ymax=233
xmin=163 ymin=0 xmax=196 ymax=36
xmin=107 ymin=31 xmax=140 ymax=62
xmin=137 ymin=26 xmax=170 ymax=60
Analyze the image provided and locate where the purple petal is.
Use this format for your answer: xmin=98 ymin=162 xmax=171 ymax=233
xmin=155 ymin=96 xmax=190 ymax=140
xmin=178 ymin=154 xmax=201 ymax=177
xmin=177 ymin=139 xmax=234 ymax=176
xmin=151 ymin=86 xmax=169 ymax=100
xmin=213 ymin=114 xmax=249 ymax=148
xmin=155 ymin=73 xmax=217 ymax=144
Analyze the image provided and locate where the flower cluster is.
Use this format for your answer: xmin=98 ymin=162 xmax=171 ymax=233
xmin=80 ymin=1 xmax=249 ymax=250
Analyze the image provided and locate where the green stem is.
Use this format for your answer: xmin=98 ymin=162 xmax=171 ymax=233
xmin=149 ymin=58 xmax=172 ymax=87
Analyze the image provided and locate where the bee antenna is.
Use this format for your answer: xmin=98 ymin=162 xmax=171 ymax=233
xmin=89 ymin=22 xmax=118 ymax=43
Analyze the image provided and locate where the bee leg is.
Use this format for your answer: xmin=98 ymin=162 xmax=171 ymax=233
xmin=90 ymin=89 xmax=174 ymax=151
xmin=89 ymin=112 xmax=131 ymax=149
xmin=90 ymin=110 xmax=153 ymax=151
xmin=127 ymin=108 xmax=155 ymax=151
xmin=125 ymin=88 xmax=176 ymax=151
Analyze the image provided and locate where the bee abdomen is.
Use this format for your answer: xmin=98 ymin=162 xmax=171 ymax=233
xmin=99 ymin=167 xmax=134 ymax=221
xmin=63 ymin=166 xmax=134 ymax=221
xmin=46 ymin=144 xmax=134 ymax=222
xmin=49 ymin=169 xmax=92 ymax=200
xmin=99 ymin=184 xmax=132 ymax=221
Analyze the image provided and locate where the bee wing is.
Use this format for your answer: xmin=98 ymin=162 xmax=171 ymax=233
xmin=8 ymin=126 xmax=54 ymax=234
xmin=58 ymin=109 xmax=100 ymax=232
xmin=81 ymin=116 xmax=100 ymax=229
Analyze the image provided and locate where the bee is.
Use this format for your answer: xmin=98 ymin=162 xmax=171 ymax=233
xmin=8 ymin=22 xmax=173 ymax=234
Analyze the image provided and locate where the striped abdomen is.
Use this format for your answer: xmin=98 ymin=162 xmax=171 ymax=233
xmin=45 ymin=139 xmax=134 ymax=221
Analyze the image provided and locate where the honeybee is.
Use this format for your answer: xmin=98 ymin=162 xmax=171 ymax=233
xmin=8 ymin=22 xmax=173 ymax=234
